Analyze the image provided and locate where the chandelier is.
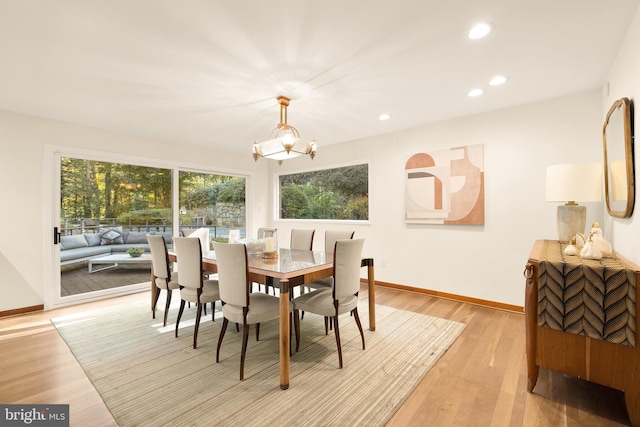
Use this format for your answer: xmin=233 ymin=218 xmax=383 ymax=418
xmin=252 ymin=96 xmax=316 ymax=165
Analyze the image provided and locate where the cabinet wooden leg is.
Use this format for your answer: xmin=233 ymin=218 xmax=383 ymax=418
xmin=527 ymin=367 xmax=539 ymax=393
xmin=625 ymin=389 xmax=640 ymax=427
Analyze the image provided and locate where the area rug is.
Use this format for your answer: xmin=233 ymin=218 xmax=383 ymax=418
xmin=52 ymin=297 xmax=465 ymax=426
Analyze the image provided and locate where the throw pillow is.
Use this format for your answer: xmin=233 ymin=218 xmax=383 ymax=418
xmin=99 ymin=226 xmax=124 ymax=245
xmin=60 ymin=234 xmax=89 ymax=250
xmin=125 ymin=231 xmax=151 ymax=244
xmin=84 ymin=233 xmax=101 ymax=247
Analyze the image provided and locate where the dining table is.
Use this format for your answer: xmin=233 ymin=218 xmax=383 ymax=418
xmin=160 ymin=247 xmax=375 ymax=390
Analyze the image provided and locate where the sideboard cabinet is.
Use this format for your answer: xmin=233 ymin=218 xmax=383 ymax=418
xmin=525 ymin=240 xmax=639 ymax=426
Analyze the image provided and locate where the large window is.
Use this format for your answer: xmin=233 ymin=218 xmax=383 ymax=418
xmin=279 ymin=163 xmax=368 ymax=220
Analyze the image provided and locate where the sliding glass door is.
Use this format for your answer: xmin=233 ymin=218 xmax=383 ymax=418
xmin=178 ymin=171 xmax=246 ymax=243
xmin=51 ymin=149 xmax=249 ymax=308
xmin=58 ymin=157 xmax=173 ymax=300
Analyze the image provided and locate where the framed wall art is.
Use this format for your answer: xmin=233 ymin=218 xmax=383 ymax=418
xmin=405 ymin=144 xmax=484 ymax=225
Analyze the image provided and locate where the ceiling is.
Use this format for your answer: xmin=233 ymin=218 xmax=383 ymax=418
xmin=1 ymin=0 xmax=638 ymax=156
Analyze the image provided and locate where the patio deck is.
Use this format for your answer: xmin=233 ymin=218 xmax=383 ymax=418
xmin=61 ymin=262 xmax=151 ymax=296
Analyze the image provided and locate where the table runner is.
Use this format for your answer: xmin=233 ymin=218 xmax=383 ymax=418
xmin=537 ymin=240 xmax=636 ymax=347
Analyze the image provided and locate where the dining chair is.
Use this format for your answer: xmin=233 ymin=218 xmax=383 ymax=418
xmin=212 ymin=241 xmax=297 ymax=380
xmin=292 ymin=238 xmax=366 ymax=368
xmin=257 ymin=227 xmax=277 ymax=239
xmin=289 ymin=229 xmax=316 ymax=296
xmin=174 ymin=237 xmax=220 ymax=349
xmin=255 ymin=227 xmax=277 ymax=294
xmin=290 ymin=228 xmax=315 ymax=250
xmin=306 ymin=230 xmax=355 ymax=290
xmin=147 ymin=234 xmax=180 ymax=327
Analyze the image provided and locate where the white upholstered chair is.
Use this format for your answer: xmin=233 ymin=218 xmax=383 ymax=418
xmin=306 ymin=230 xmax=355 ymax=290
xmin=255 ymin=227 xmax=277 ymax=293
xmin=147 ymin=234 xmax=180 ymax=327
xmin=257 ymin=227 xmax=277 ymax=239
xmin=292 ymin=238 xmax=366 ymax=368
xmin=174 ymin=237 xmax=220 ymax=349
xmin=290 ymin=229 xmax=315 ymax=250
xmin=213 ymin=241 xmax=296 ymax=380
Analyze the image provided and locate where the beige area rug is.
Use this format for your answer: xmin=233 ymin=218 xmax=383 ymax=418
xmin=52 ymin=296 xmax=465 ymax=426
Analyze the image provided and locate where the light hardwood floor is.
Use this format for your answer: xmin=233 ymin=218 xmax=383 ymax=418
xmin=0 ymin=286 xmax=632 ymax=426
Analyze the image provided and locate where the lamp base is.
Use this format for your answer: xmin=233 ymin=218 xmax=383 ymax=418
xmin=557 ymin=204 xmax=586 ymax=242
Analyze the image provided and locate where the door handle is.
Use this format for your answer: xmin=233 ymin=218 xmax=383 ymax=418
xmin=54 ymin=227 xmax=61 ymax=245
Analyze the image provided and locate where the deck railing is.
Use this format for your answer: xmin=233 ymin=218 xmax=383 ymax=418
xmin=60 ymin=217 xmax=242 ymax=239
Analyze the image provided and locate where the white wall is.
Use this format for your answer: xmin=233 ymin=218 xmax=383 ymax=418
xmin=603 ymin=5 xmax=640 ymax=263
xmin=272 ymin=90 xmax=604 ymax=307
xmin=0 ymin=90 xmax=611 ymax=312
xmin=0 ymin=110 xmax=269 ymax=312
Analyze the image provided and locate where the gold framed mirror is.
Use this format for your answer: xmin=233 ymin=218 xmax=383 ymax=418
xmin=603 ymin=97 xmax=634 ymax=218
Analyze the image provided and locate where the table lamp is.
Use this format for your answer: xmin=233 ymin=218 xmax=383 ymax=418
xmin=545 ymin=162 xmax=602 ymax=242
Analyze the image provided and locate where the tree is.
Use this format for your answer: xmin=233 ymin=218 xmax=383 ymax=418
xmin=279 ymin=164 xmax=368 ymax=220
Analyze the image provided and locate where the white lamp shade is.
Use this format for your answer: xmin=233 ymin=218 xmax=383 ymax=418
xmin=545 ymin=162 xmax=603 ymax=203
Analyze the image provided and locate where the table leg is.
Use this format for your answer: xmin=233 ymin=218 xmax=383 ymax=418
xmin=279 ymin=278 xmax=290 ymax=390
xmin=367 ymin=261 xmax=375 ymax=331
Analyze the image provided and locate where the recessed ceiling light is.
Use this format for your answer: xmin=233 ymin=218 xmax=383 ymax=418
xmin=468 ymin=88 xmax=484 ymax=97
xmin=489 ymin=75 xmax=507 ymax=86
xmin=379 ymin=113 xmax=391 ymax=121
xmin=468 ymin=22 xmax=492 ymax=39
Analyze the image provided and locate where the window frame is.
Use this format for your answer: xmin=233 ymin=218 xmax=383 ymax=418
xmin=45 ymin=144 xmax=253 ymax=309
xmin=274 ymin=159 xmax=371 ymax=224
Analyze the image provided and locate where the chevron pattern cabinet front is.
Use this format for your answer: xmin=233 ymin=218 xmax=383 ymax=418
xmin=525 ymin=240 xmax=640 ymax=427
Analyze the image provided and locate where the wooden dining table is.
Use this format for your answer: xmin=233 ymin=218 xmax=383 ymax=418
xmin=160 ymin=247 xmax=375 ymax=390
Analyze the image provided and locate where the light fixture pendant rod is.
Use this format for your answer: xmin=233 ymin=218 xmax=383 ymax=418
xmin=277 ymin=96 xmax=290 ymax=128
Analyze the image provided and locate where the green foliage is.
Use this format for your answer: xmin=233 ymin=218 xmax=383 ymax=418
xmin=217 ymin=178 xmax=246 ymax=203
xmin=280 ymin=184 xmax=311 ymax=219
xmin=279 ymin=164 xmax=369 ymax=220
xmin=61 ymin=158 xmax=172 ymax=220
xmin=118 ymin=208 xmax=172 ymax=224
xmin=61 ymin=159 xmax=246 ymax=230
xmin=179 ymin=172 xmax=245 ymax=208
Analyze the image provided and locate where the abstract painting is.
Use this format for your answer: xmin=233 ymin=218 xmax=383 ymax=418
xmin=405 ymin=144 xmax=484 ymax=224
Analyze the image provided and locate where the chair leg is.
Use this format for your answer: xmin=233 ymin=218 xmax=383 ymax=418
xmin=353 ymin=308 xmax=366 ymax=350
xmin=324 ymin=317 xmax=329 ymax=335
xmin=216 ymin=318 xmax=229 ymax=362
xmin=163 ymin=289 xmax=172 ymax=327
xmin=211 ymin=301 xmax=215 ymax=322
xmin=256 ymin=323 xmax=260 ymax=341
xmin=193 ymin=301 xmax=203 ymax=349
xmin=152 ymin=286 xmax=161 ymax=319
xmin=333 ymin=315 xmax=343 ymax=368
xmin=240 ymin=321 xmax=250 ymax=381
xmin=175 ymin=300 xmax=186 ymax=338
xmin=294 ymin=309 xmax=301 ymax=352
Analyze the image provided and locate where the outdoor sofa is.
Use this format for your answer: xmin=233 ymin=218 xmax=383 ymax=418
xmin=60 ymin=228 xmax=174 ymax=266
